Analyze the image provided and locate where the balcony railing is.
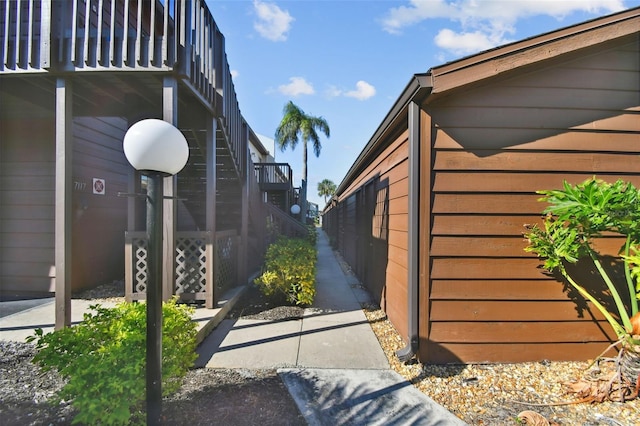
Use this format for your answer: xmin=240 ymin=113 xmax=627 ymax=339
xmin=1 ymin=0 xmax=247 ymax=181
xmin=254 ymin=162 xmax=293 ymax=191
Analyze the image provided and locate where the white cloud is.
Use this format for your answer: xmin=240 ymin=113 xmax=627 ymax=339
xmin=325 ymin=85 xmax=343 ymax=98
xmin=324 ymin=81 xmax=376 ymax=100
xmin=230 ymin=69 xmax=239 ymax=80
xmin=253 ymin=0 xmax=294 ymax=42
xmin=434 ymin=28 xmax=504 ymax=55
xmin=381 ymin=0 xmax=626 ymax=55
xmin=278 ymin=77 xmax=315 ymax=97
xmin=345 ymin=81 xmax=376 ymax=100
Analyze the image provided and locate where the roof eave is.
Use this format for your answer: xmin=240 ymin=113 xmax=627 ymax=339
xmin=334 ymin=73 xmax=433 ymax=196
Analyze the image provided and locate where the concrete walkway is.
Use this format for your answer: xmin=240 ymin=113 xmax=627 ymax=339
xmin=196 ymin=230 xmax=388 ymax=370
xmin=196 ymin=230 xmax=466 ymax=425
xmin=0 ymin=229 xmax=466 ymax=425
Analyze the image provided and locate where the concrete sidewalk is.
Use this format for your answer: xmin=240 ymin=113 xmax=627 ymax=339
xmin=196 ymin=230 xmax=388 ymax=370
xmin=196 ymin=230 xmax=466 ymax=425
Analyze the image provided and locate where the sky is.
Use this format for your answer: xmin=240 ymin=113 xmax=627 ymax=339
xmin=206 ymin=0 xmax=639 ymax=208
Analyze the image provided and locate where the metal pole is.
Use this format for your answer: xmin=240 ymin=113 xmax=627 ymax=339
xmin=146 ymin=173 xmax=163 ymax=425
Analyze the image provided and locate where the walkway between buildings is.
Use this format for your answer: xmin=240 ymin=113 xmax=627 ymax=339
xmin=196 ymin=229 xmax=465 ymax=425
xmin=0 ymin=230 xmax=465 ymax=425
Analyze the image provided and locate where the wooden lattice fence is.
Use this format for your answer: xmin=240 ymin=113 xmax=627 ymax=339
xmin=125 ymin=230 xmax=239 ymax=306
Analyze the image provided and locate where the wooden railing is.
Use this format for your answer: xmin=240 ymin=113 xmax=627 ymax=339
xmin=254 ymin=163 xmax=293 ymax=191
xmin=264 ymin=202 xmax=309 ymax=241
xmin=1 ymin=0 xmax=247 ymax=178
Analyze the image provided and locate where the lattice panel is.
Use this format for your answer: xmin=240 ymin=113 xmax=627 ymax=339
xmin=133 ymin=237 xmax=148 ymax=294
xmin=215 ymin=234 xmax=237 ymax=293
xmin=175 ymin=237 xmax=207 ymax=294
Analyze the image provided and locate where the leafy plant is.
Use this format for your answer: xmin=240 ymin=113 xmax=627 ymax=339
xmin=254 ymin=236 xmax=317 ymax=305
xmin=306 ymin=224 xmax=318 ymax=246
xmin=525 ymin=178 xmax=639 ymax=341
xmin=26 ymin=298 xmax=197 ymax=425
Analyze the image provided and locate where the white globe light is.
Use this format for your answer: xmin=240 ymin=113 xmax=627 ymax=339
xmin=290 ymin=204 xmax=301 ymax=215
xmin=123 ymin=119 xmax=189 ymax=175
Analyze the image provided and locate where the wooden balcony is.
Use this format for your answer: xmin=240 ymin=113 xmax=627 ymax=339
xmin=254 ymin=162 xmax=293 ymax=192
xmin=1 ymin=0 xmax=246 ymax=179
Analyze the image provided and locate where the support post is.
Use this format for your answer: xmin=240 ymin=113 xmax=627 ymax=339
xmin=55 ymin=78 xmax=72 ymax=330
xmin=205 ymin=116 xmax=217 ymax=308
xmin=238 ymin=123 xmax=249 ymax=287
xmin=162 ymin=77 xmax=178 ymax=300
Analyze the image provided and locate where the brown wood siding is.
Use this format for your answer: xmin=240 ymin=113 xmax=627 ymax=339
xmin=336 ymin=133 xmax=411 ymax=341
xmin=71 ymin=117 xmax=128 ymax=292
xmin=1 ymin=119 xmax=56 ymax=296
xmin=0 ymin=116 xmax=129 ymax=296
xmin=422 ymin=37 xmax=640 ymax=363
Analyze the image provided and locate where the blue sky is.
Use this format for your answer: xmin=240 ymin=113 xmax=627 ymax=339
xmin=206 ymin=0 xmax=638 ymax=208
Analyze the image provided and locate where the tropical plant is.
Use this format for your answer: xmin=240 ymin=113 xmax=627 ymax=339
xmin=26 ymin=299 xmax=197 ymax=425
xmin=318 ymin=178 xmax=337 ymax=203
xmin=254 ymin=236 xmax=317 ymax=306
xmin=524 ymin=177 xmax=640 ymax=393
xmin=275 ymin=101 xmax=330 ymax=222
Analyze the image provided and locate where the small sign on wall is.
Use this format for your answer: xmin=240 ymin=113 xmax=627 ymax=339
xmin=93 ymin=178 xmax=106 ymax=195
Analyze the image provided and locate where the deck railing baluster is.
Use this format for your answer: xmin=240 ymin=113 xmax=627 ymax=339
xmin=109 ymin=0 xmax=115 ymax=64
xmin=96 ymin=0 xmax=103 ymax=64
xmin=82 ymin=0 xmax=89 ymax=65
xmin=149 ymin=0 xmax=155 ymax=65
xmin=135 ymin=0 xmax=141 ymax=65
xmin=122 ymin=0 xmax=129 ymax=65
xmin=162 ymin=0 xmax=168 ymax=65
xmin=13 ymin=0 xmax=21 ymax=67
xmin=26 ymin=0 xmax=34 ymax=67
xmin=70 ymin=0 xmax=77 ymax=63
xmin=40 ymin=0 xmax=50 ymax=68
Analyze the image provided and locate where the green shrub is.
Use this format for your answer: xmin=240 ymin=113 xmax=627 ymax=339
xmin=306 ymin=224 xmax=318 ymax=245
xmin=26 ymin=298 xmax=197 ymax=425
xmin=255 ymin=236 xmax=317 ymax=305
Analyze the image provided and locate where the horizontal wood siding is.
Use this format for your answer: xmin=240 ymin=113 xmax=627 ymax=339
xmin=423 ymin=37 xmax=640 ymax=363
xmin=71 ymin=117 xmax=128 ymax=291
xmin=0 ymin=119 xmax=56 ymax=296
xmin=336 ymin=133 xmax=410 ymax=341
xmin=0 ymin=116 xmax=129 ymax=296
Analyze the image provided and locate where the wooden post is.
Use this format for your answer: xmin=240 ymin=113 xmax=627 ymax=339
xmin=162 ymin=77 xmax=178 ymax=301
xmin=55 ymin=78 xmax=72 ymax=329
xmin=205 ymin=116 xmax=217 ymax=308
xmin=238 ymin=123 xmax=249 ymax=287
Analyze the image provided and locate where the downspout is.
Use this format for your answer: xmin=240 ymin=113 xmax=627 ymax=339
xmin=396 ymin=100 xmax=421 ymax=362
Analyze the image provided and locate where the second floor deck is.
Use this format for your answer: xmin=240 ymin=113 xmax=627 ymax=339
xmin=1 ymin=0 xmax=247 ymax=179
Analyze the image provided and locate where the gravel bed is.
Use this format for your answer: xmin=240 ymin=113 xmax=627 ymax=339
xmin=362 ymin=304 xmax=640 ymax=425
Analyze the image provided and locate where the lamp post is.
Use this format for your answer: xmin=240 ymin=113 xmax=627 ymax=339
xmin=123 ymin=119 xmax=188 ymax=425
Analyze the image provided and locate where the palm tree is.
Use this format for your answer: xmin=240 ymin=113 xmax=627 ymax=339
xmin=275 ymin=101 xmax=330 ymax=221
xmin=317 ymin=179 xmax=337 ymax=204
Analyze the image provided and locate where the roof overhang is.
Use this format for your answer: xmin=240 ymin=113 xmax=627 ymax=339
xmin=334 ymin=73 xmax=433 ymax=197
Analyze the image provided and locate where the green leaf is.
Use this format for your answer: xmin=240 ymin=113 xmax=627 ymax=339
xmin=524 ymin=177 xmax=640 ymax=339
